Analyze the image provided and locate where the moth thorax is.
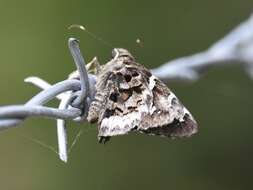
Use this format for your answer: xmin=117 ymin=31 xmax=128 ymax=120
xmin=112 ymin=48 xmax=135 ymax=62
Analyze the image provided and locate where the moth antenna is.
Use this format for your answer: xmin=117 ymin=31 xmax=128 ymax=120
xmin=68 ymin=24 xmax=113 ymax=48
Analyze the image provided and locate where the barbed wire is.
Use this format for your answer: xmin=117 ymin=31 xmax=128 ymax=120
xmin=0 ymin=13 xmax=253 ymax=162
xmin=151 ymin=13 xmax=253 ymax=82
xmin=0 ymin=38 xmax=93 ymax=163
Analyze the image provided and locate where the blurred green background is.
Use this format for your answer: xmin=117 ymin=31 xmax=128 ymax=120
xmin=0 ymin=0 xmax=253 ymax=189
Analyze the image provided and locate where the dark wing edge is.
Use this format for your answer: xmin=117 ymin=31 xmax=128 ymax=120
xmin=138 ymin=75 xmax=198 ymax=138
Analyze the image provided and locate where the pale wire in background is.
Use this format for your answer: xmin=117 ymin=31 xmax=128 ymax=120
xmin=0 ymin=14 xmax=253 ymax=162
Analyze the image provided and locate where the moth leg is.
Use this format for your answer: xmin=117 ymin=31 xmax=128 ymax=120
xmin=85 ymin=57 xmax=102 ymax=75
xmin=98 ymin=136 xmax=111 ymax=144
xmin=68 ymin=57 xmax=102 ymax=79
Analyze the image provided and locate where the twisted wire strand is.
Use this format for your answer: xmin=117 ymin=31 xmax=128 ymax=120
xmin=151 ymin=13 xmax=253 ymax=82
xmin=0 ymin=38 xmax=92 ymax=162
xmin=0 ymin=79 xmax=81 ymax=129
xmin=0 ymin=105 xmax=81 ymax=119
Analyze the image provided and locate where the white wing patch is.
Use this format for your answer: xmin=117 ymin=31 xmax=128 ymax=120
xmin=99 ymin=87 xmax=153 ymax=137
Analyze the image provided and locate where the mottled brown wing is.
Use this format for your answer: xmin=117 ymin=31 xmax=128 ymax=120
xmin=138 ymin=76 xmax=198 ymax=138
xmin=87 ymin=59 xmax=197 ymax=143
xmin=89 ymin=62 xmax=153 ymax=143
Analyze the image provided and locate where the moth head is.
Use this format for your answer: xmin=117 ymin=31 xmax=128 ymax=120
xmin=112 ymin=48 xmax=135 ymax=62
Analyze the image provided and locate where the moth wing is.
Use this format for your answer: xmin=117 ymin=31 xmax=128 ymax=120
xmin=94 ymin=61 xmax=198 ymax=142
xmin=138 ymin=76 xmax=198 ymax=138
xmin=97 ymin=65 xmax=153 ymax=142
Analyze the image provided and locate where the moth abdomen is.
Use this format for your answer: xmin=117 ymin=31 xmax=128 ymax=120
xmin=87 ymin=91 xmax=107 ymax=123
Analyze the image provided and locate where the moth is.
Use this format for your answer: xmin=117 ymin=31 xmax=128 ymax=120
xmin=70 ymin=48 xmax=198 ymax=143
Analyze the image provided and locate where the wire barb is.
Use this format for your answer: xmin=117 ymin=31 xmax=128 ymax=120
xmin=68 ymin=38 xmax=90 ymax=107
xmin=57 ymin=93 xmax=72 ymax=163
